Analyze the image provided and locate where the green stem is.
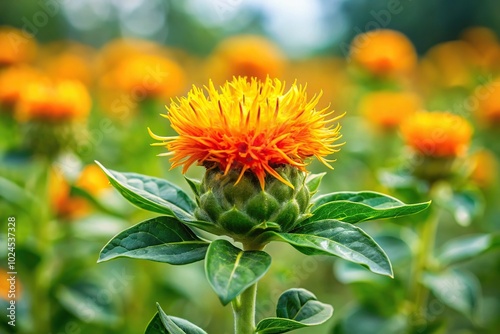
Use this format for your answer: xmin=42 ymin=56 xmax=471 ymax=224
xmin=232 ymin=283 xmax=258 ymax=334
xmin=33 ymin=160 xmax=53 ymax=334
xmin=231 ymin=241 xmax=265 ymax=334
xmin=409 ymin=209 xmax=439 ymax=321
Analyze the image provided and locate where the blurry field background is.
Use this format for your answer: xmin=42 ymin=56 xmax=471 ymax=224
xmin=1 ymin=0 xmax=500 ymax=333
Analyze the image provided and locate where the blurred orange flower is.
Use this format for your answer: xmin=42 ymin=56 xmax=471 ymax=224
xmin=0 ymin=268 xmax=21 ymax=300
xmin=41 ymin=42 xmax=96 ymax=87
xmin=97 ymin=38 xmax=164 ymax=73
xmin=284 ymin=57 xmax=352 ymax=110
xmin=460 ymin=26 xmax=500 ymax=72
xmin=206 ymin=35 xmax=286 ymax=84
xmin=101 ymin=53 xmax=186 ymax=100
xmin=400 ymin=111 xmax=473 ymax=157
xmin=419 ymin=41 xmax=480 ymax=90
xmin=50 ymin=165 xmax=110 ymax=219
xmin=474 ymin=79 xmax=500 ymax=125
xmin=75 ymin=164 xmax=110 ymax=195
xmin=350 ymin=29 xmax=417 ymax=76
xmin=15 ymin=78 xmax=91 ymax=122
xmin=470 ymin=149 xmax=498 ymax=188
xmin=50 ymin=170 xmax=86 ymax=219
xmin=359 ymin=91 xmax=422 ymax=129
xmin=0 ymin=65 xmax=42 ymax=109
xmin=150 ymin=77 xmax=343 ymax=189
xmin=0 ymin=26 xmax=37 ymax=66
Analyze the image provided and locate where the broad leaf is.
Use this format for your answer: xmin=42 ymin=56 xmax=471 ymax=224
xmin=98 ymin=216 xmax=209 ymax=264
xmin=305 ymin=172 xmax=326 ymax=193
xmin=205 ymin=239 xmax=271 ymax=305
xmin=439 ymin=189 xmax=484 ymax=227
xmin=96 ymin=161 xmax=195 ymax=221
xmin=422 ymin=269 xmax=480 ymax=318
xmin=0 ymin=176 xmax=36 ymax=211
xmin=256 ymin=288 xmax=333 ymax=333
xmin=334 ymin=260 xmax=386 ymax=285
xmin=437 ymin=234 xmax=500 ymax=266
xmin=56 ymin=282 xmax=120 ymax=325
xmin=145 ymin=313 xmax=168 ymax=334
xmin=184 ymin=176 xmax=201 ymax=197
xmin=145 ymin=303 xmax=207 ymax=334
xmin=310 ymin=191 xmax=430 ymax=224
xmin=332 ymin=304 xmax=410 ymax=334
xmin=267 ymin=219 xmax=393 ymax=277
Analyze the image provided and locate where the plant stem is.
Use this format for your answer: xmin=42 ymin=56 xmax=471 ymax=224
xmin=232 ymin=283 xmax=258 ymax=334
xmin=409 ymin=209 xmax=439 ymax=321
xmin=33 ymin=160 xmax=52 ymax=334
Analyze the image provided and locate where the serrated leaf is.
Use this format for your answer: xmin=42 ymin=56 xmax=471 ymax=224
xmin=266 ymin=219 xmax=393 ymax=277
xmin=422 ymin=269 xmax=481 ymax=318
xmin=310 ymin=191 xmax=430 ymax=223
xmin=205 ymin=239 xmax=271 ymax=305
xmin=437 ymin=234 xmax=499 ymax=266
xmin=95 ymin=161 xmax=195 ymax=221
xmin=255 ymin=288 xmax=333 ymax=333
xmin=145 ymin=303 xmax=207 ymax=334
xmin=98 ymin=216 xmax=209 ymax=264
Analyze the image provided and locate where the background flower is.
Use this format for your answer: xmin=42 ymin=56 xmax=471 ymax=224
xmin=359 ymin=91 xmax=422 ymax=130
xmin=15 ymin=78 xmax=91 ymax=123
xmin=206 ymin=35 xmax=286 ymax=84
xmin=400 ymin=111 xmax=473 ymax=157
xmin=349 ymin=29 xmax=417 ymax=77
xmin=0 ymin=26 xmax=37 ymax=66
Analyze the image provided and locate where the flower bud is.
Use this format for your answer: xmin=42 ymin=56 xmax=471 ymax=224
xmin=195 ymin=165 xmax=311 ymax=241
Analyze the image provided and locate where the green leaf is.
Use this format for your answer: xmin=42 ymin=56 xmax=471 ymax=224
xmin=267 ymin=219 xmax=393 ymax=277
xmin=205 ymin=239 xmax=271 ymax=305
xmin=439 ymin=189 xmax=484 ymax=227
xmin=184 ymin=176 xmax=201 ymax=197
xmin=310 ymin=191 xmax=430 ymax=224
xmin=305 ymin=172 xmax=325 ymax=193
xmin=256 ymin=288 xmax=333 ymax=333
xmin=334 ymin=260 xmax=385 ymax=285
xmin=98 ymin=216 xmax=209 ymax=264
xmin=56 ymin=282 xmax=120 ymax=325
xmin=332 ymin=304 xmax=409 ymax=334
xmin=145 ymin=303 xmax=207 ymax=334
xmin=437 ymin=234 xmax=499 ymax=266
xmin=0 ymin=176 xmax=36 ymax=211
xmin=422 ymin=269 xmax=481 ymax=318
xmin=95 ymin=161 xmax=195 ymax=221
xmin=145 ymin=313 xmax=168 ymax=334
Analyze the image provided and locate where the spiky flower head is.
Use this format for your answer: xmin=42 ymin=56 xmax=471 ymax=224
xmin=150 ymin=76 xmax=343 ymax=189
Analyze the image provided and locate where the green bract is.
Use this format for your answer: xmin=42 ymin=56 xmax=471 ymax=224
xmin=195 ymin=165 xmax=311 ymax=241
